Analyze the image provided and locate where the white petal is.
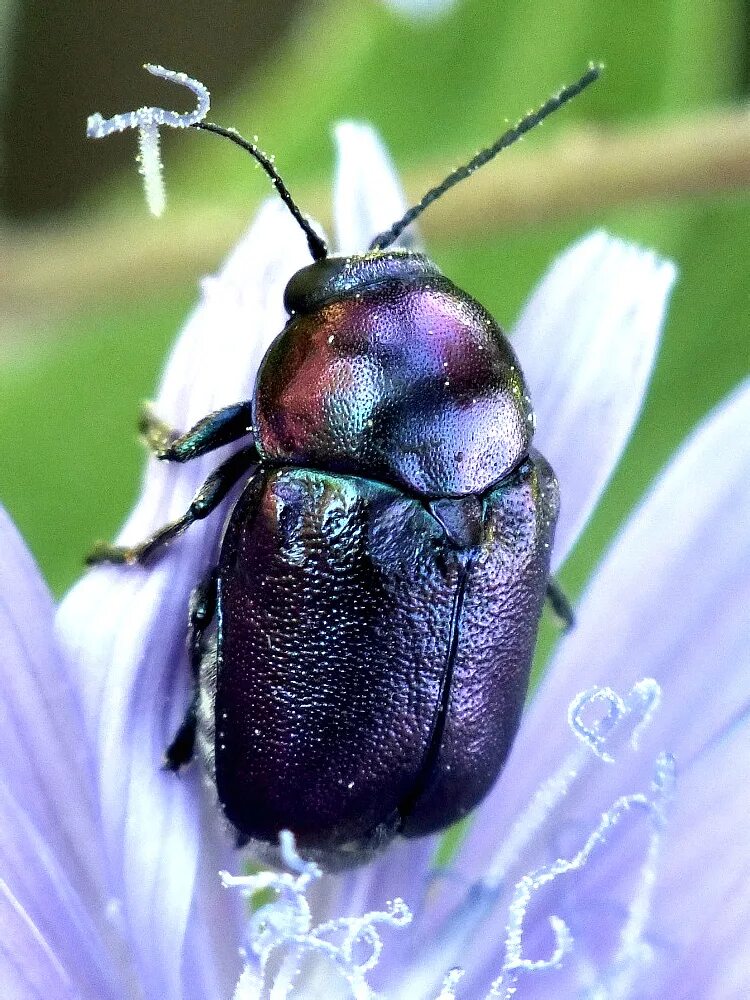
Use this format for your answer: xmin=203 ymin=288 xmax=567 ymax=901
xmin=512 ymin=231 xmax=677 ymax=569
xmin=56 ymin=201 xmax=314 ymax=1000
xmin=333 ymin=121 xmax=413 ymax=254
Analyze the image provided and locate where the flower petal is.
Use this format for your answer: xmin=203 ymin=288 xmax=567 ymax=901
xmin=512 ymin=231 xmax=677 ymax=568
xmin=453 ymin=378 xmax=750 ymax=996
xmin=0 ymin=506 xmax=131 ymax=999
xmin=55 ymin=201 xmax=313 ymax=1000
xmin=333 ymin=121 xmax=414 ymax=254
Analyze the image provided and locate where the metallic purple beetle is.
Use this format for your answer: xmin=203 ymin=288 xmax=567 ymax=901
xmin=90 ymin=68 xmax=598 ymax=867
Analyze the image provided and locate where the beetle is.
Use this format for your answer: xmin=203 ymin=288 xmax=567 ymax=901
xmin=89 ymin=66 xmax=598 ymax=868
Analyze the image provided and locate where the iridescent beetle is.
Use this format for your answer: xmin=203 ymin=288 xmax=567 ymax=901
xmin=88 ymin=66 xmax=599 ymax=867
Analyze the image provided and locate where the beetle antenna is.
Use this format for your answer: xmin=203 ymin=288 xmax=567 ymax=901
xmin=194 ymin=121 xmax=328 ymax=262
xmin=369 ymin=63 xmax=603 ymax=252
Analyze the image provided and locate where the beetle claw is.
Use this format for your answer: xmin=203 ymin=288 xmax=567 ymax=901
xmin=138 ymin=401 xmax=178 ymax=457
xmin=85 ymin=541 xmax=141 ymax=566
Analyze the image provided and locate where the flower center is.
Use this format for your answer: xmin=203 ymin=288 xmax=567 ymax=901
xmin=223 ymin=683 xmax=674 ymax=999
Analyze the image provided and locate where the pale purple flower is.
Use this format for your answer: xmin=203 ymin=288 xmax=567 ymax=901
xmin=2 ymin=119 xmax=748 ymax=999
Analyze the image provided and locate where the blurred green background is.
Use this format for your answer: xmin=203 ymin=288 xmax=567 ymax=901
xmin=0 ymin=0 xmax=748 ymax=611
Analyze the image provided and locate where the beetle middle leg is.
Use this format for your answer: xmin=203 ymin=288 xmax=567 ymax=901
xmin=163 ymin=568 xmax=218 ymax=771
xmin=546 ymin=577 xmax=575 ymax=631
xmin=140 ymin=400 xmax=254 ymax=462
xmin=86 ymin=443 xmax=260 ymax=566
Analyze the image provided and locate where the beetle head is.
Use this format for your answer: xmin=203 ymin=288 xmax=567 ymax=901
xmin=190 ymin=66 xmax=602 ymax=497
xmin=283 ymin=251 xmax=440 ymax=316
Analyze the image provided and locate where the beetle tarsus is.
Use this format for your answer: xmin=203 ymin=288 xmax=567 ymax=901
xmin=85 ymin=526 xmax=182 ymax=566
xmin=85 ymin=541 xmax=135 ymax=566
xmin=140 ymin=400 xmax=254 ymax=463
xmin=546 ymin=577 xmax=575 ymax=632
xmin=139 ymin=401 xmax=178 ymax=455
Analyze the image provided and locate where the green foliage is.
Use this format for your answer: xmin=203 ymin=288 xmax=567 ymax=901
xmin=0 ymin=0 xmax=747 ymax=599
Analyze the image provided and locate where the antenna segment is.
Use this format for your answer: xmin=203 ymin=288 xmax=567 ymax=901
xmin=369 ymin=63 xmax=603 ymax=252
xmin=193 ymin=122 xmax=328 ymax=262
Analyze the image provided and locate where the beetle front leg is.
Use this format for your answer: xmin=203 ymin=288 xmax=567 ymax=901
xmin=86 ymin=443 xmax=261 ymax=566
xmin=163 ymin=569 xmax=218 ymax=771
xmin=139 ymin=400 xmax=254 ymax=462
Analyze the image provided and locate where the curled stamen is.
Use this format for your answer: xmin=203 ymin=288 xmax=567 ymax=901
xmin=627 ymin=679 xmax=662 ymax=751
xmin=584 ymin=752 xmax=677 ymax=1000
xmin=279 ymin=828 xmax=321 ymax=880
xmin=568 ymin=685 xmax=627 ymax=762
xmin=392 ymin=680 xmax=669 ymax=1000
xmin=86 ymin=65 xmax=210 ymax=216
xmin=489 ymin=753 xmax=674 ymax=1000
xmin=486 ymin=679 xmax=662 ymax=888
xmin=436 ymin=968 xmax=465 ymax=999
xmin=569 ymin=679 xmax=662 ymax=762
xmin=224 ymin=832 xmax=412 ymax=998
xmin=86 ymin=64 xmax=210 ymax=138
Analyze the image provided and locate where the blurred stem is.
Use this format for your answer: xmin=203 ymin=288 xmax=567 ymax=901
xmin=2 ymin=104 xmax=750 ymax=333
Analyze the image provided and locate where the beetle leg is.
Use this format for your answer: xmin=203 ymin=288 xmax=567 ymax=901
xmin=139 ymin=400 xmax=254 ymax=462
xmin=186 ymin=567 xmax=218 ymax=675
xmin=546 ymin=577 xmax=575 ymax=631
xmin=163 ymin=697 xmax=197 ymax=771
xmin=163 ymin=569 xmax=218 ymax=771
xmin=86 ymin=444 xmax=261 ymax=566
